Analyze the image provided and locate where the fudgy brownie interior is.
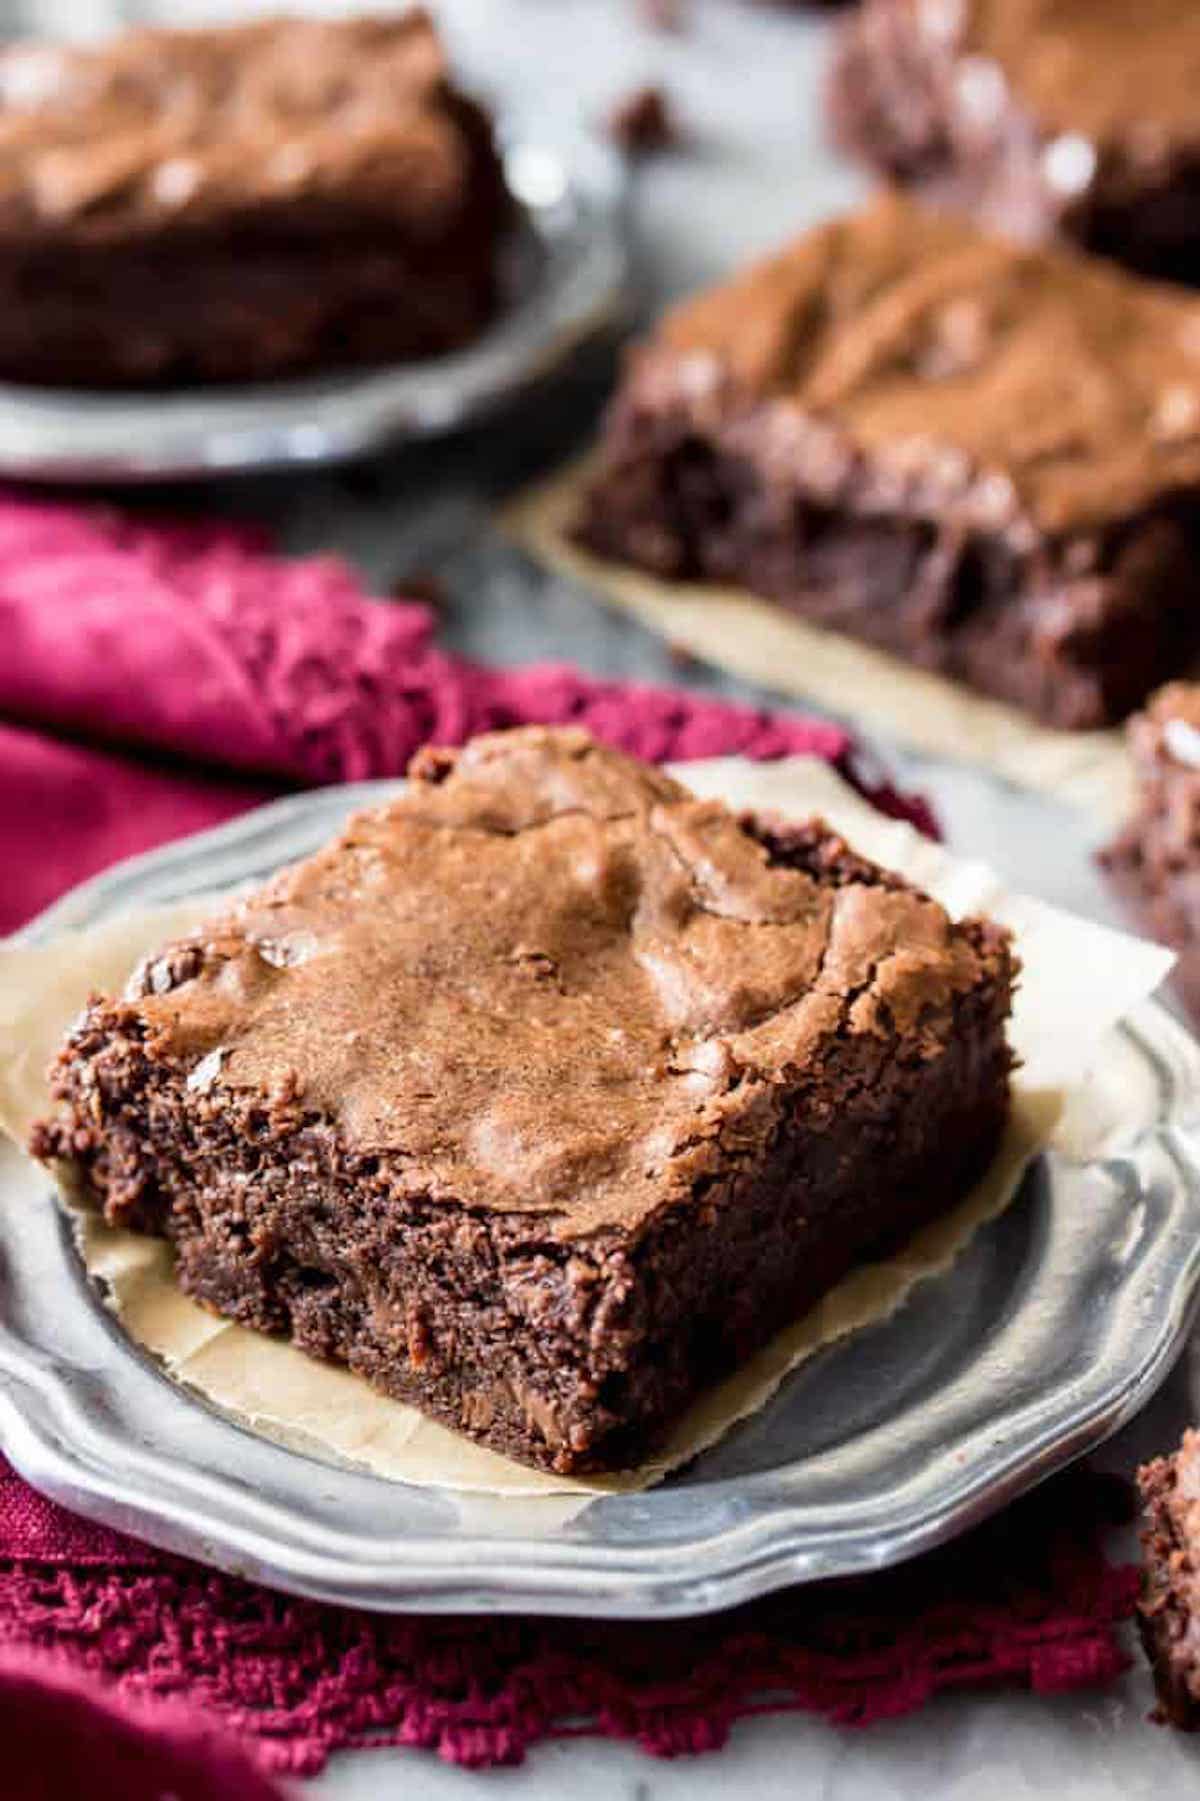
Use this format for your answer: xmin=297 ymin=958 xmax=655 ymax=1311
xmin=576 ymin=193 xmax=1200 ymax=729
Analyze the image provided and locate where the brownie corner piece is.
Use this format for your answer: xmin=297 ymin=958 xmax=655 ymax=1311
xmin=575 ymin=192 xmax=1200 ymax=730
xmin=31 ymin=727 xmax=1015 ymax=1475
xmin=1099 ymin=681 xmax=1200 ymax=1022
xmin=1139 ymin=1432 xmax=1200 ymax=1729
xmin=0 ymin=9 xmax=508 ymax=386
xmin=829 ymin=0 xmax=1200 ymax=289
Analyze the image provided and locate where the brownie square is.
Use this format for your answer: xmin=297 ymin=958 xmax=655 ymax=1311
xmin=0 ymin=10 xmax=507 ymax=386
xmin=575 ymin=193 xmax=1200 ymax=730
xmin=31 ymin=728 xmax=1015 ymax=1475
xmin=1100 ymin=682 xmax=1200 ymax=1021
xmin=1139 ymin=1432 xmax=1200 ymax=1728
xmin=830 ymin=0 xmax=1200 ymax=288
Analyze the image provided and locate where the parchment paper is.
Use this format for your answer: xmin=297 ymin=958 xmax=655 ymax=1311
xmin=0 ymin=758 xmax=1172 ymax=1498
xmin=501 ymin=461 xmax=1137 ymax=823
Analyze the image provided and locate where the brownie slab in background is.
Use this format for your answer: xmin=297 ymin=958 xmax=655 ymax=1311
xmin=830 ymin=0 xmax=1200 ymax=287
xmin=1100 ymin=683 xmax=1200 ymax=1022
xmin=1139 ymin=1431 xmax=1200 ymax=1728
xmin=0 ymin=9 xmax=508 ymax=387
xmin=30 ymin=727 xmax=1015 ymax=1476
xmin=575 ymin=193 xmax=1200 ymax=730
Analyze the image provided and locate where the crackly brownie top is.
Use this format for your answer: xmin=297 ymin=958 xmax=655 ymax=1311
xmin=111 ymin=728 xmax=1002 ymax=1234
xmin=917 ymin=0 xmax=1200 ymax=149
xmin=644 ymin=192 xmax=1200 ymax=538
xmin=0 ymin=9 xmax=489 ymax=241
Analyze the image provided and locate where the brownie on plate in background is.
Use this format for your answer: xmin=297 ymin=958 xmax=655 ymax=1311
xmin=1100 ymin=683 xmax=1200 ymax=1022
xmin=575 ymin=192 xmax=1200 ymax=730
xmin=31 ymin=727 xmax=1015 ymax=1476
xmin=0 ymin=9 xmax=508 ymax=386
xmin=830 ymin=0 xmax=1200 ymax=288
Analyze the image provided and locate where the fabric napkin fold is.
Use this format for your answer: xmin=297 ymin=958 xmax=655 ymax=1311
xmin=0 ymin=488 xmax=1135 ymax=1785
xmin=0 ymin=1646 xmax=283 ymax=1801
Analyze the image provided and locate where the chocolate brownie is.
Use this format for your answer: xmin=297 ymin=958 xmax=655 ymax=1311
xmin=575 ymin=193 xmax=1200 ymax=730
xmin=0 ymin=11 xmax=507 ymax=387
xmin=830 ymin=0 xmax=1200 ymax=287
xmin=605 ymin=85 xmax=680 ymax=156
xmin=1139 ymin=1432 xmax=1200 ymax=1727
xmin=30 ymin=728 xmax=1015 ymax=1476
xmin=1100 ymin=683 xmax=1200 ymax=1020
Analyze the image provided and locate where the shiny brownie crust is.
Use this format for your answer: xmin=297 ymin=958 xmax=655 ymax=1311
xmin=31 ymin=730 xmax=1015 ymax=1475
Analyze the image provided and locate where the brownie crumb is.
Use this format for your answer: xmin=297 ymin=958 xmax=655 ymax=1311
xmin=635 ymin=0 xmax=687 ymax=30
xmin=391 ymin=570 xmax=447 ymax=612
xmin=606 ymin=85 xmax=680 ymax=155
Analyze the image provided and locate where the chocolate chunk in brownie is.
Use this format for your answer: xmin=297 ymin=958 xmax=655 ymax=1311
xmin=0 ymin=10 xmax=508 ymax=386
xmin=575 ymin=192 xmax=1200 ymax=730
xmin=31 ymin=727 xmax=1015 ymax=1475
xmin=1139 ymin=1431 xmax=1200 ymax=1727
xmin=830 ymin=0 xmax=1200 ymax=288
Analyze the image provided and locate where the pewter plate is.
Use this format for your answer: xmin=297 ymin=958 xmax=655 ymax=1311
xmin=3 ymin=782 xmax=1200 ymax=1619
xmin=0 ymin=127 xmax=626 ymax=482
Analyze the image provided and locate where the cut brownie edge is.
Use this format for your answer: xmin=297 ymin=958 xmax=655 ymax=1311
xmin=576 ymin=192 xmax=1200 ymax=731
xmin=33 ymin=947 xmax=1011 ymax=1476
xmin=574 ymin=369 xmax=1198 ymax=730
xmin=1139 ymin=1437 xmax=1200 ymax=1729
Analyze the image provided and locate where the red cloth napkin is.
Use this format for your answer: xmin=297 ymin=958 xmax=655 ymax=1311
xmin=0 ymin=493 xmax=933 ymax=933
xmin=0 ymin=1460 xmax=1135 ymax=1779
xmin=0 ymin=492 xmax=1135 ymax=1787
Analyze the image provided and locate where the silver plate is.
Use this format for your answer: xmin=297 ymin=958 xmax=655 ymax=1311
xmin=0 ymin=128 xmax=626 ymax=482
xmin=4 ymin=782 xmax=1200 ymax=1619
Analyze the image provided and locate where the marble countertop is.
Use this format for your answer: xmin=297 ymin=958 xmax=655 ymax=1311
xmin=23 ymin=0 xmax=1200 ymax=1792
